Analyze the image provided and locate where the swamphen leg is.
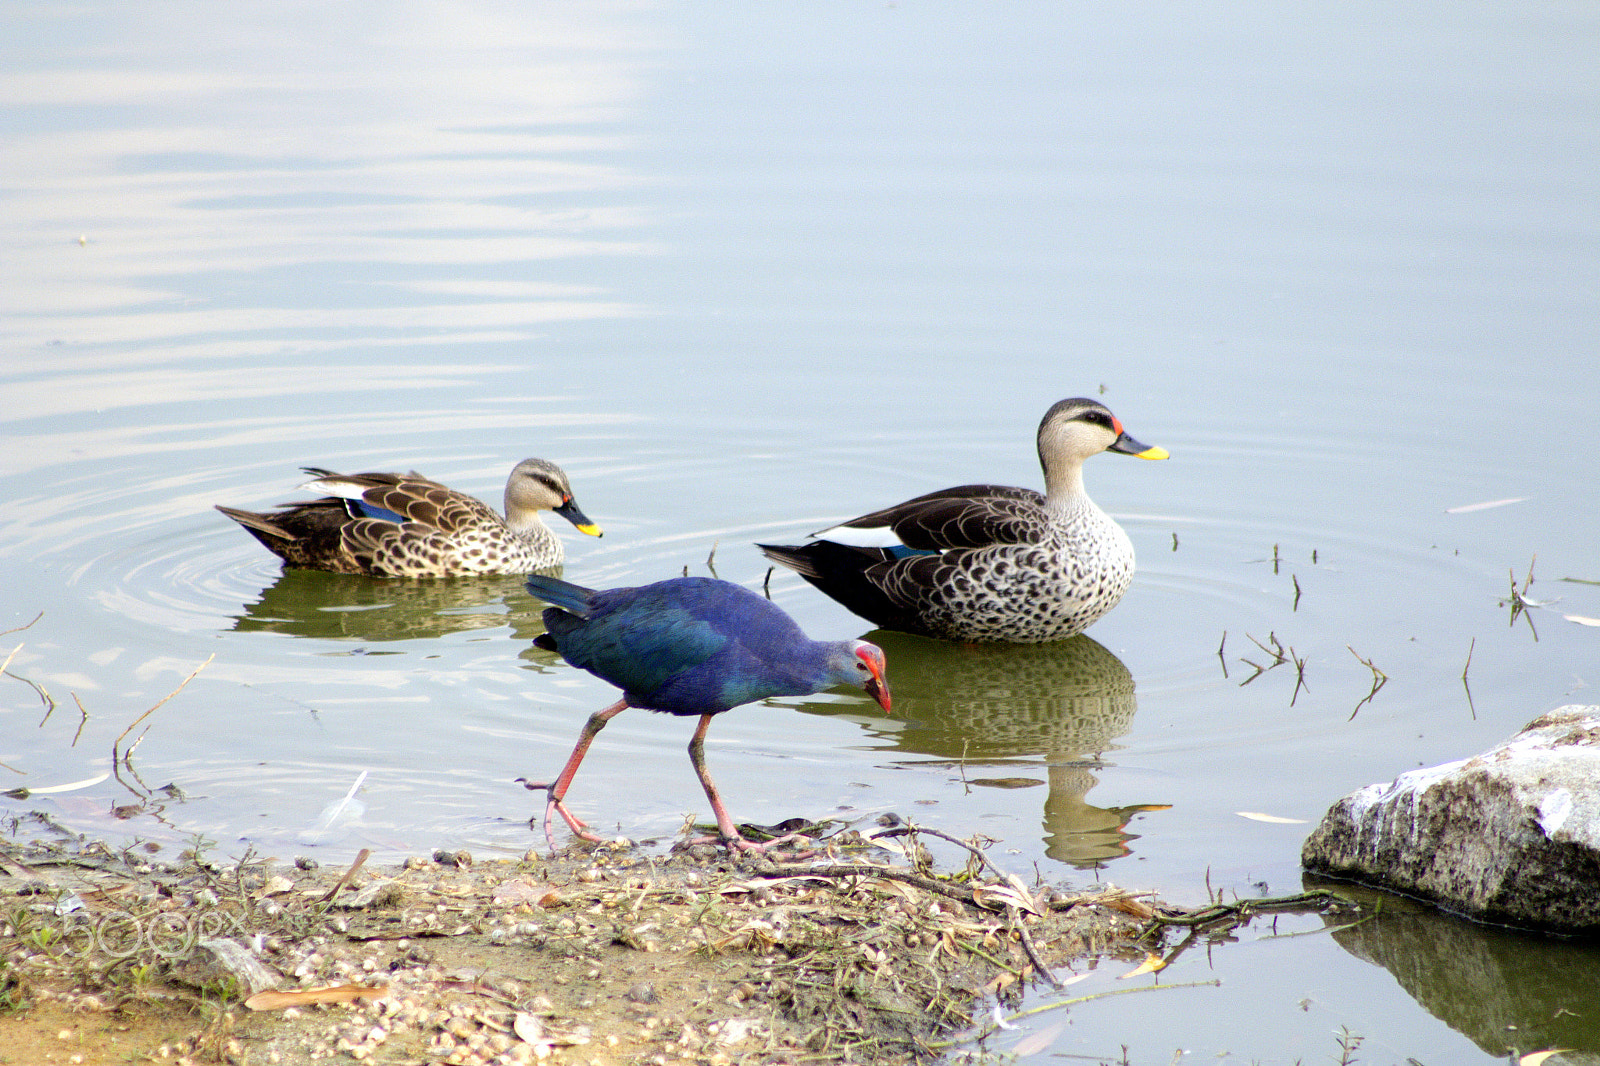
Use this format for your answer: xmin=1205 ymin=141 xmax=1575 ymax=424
xmin=526 ymin=699 xmax=629 ymax=850
xmin=686 ymin=713 xmax=814 ymax=856
xmin=686 ymin=713 xmax=745 ymax=848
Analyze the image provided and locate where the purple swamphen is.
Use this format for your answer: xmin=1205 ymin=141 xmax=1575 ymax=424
xmin=523 ymin=574 xmax=892 ymax=852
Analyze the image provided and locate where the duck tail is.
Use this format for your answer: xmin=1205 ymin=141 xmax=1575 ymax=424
xmin=756 ymin=543 xmax=822 ymax=579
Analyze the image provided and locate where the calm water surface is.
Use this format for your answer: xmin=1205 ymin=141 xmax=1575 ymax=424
xmin=3 ymin=3 xmax=1598 ymax=1062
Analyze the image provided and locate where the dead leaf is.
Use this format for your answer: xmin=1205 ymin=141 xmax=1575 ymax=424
xmin=244 ymin=984 xmax=383 ymax=1011
xmin=718 ymin=874 xmax=855 ymax=899
xmin=513 ymin=1012 xmax=545 ymax=1044
xmin=865 ymin=835 xmax=917 ymax=862
xmin=971 ymin=882 xmax=1040 ymax=915
xmin=715 ymin=1018 xmax=761 ymax=1046
xmin=1446 ymin=497 xmax=1527 ymax=513
xmin=1012 ymin=1021 xmax=1067 ymax=1057
xmin=1563 ymin=614 xmax=1600 ymax=627
xmin=1048 ymin=971 xmax=1094 ymax=988
xmin=1004 ymin=872 xmax=1043 ymax=914
xmin=492 ymin=880 xmax=561 ymax=908
xmin=1100 ymin=893 xmax=1156 ymax=919
xmin=1520 ymin=1051 xmax=1573 ymax=1066
xmin=1236 ymin=811 xmax=1309 ymax=824
xmin=1118 ymin=953 xmax=1166 ymax=980
xmin=982 ymin=970 xmax=1018 ymax=995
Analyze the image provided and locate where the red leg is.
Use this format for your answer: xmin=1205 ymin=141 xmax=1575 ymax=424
xmin=525 ymin=699 xmax=628 ymax=851
xmin=686 ymin=713 xmax=745 ymax=847
xmin=685 ymin=714 xmax=815 ymax=856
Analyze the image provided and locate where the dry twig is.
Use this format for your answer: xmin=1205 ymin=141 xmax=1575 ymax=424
xmin=1346 ymin=645 xmax=1388 ymax=720
xmin=319 ymin=848 xmax=373 ymax=903
xmin=113 ymin=654 xmax=214 ymax=768
xmin=1461 ymin=636 xmax=1478 ymax=720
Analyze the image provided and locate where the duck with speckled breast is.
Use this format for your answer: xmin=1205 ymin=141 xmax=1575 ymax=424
xmin=759 ymin=398 xmax=1167 ymax=643
xmin=217 ymin=458 xmax=600 ymax=577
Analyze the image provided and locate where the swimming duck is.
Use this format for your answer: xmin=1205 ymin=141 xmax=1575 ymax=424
xmin=217 ymin=458 xmax=601 ymax=576
xmin=758 ymin=398 xmax=1166 ymax=642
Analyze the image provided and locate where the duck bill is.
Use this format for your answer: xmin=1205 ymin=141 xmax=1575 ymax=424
xmin=1109 ymin=433 xmax=1169 ymax=461
xmin=555 ymin=499 xmax=604 ymax=537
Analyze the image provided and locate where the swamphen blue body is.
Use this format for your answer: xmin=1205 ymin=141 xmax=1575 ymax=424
xmin=524 ymin=574 xmax=892 ymax=852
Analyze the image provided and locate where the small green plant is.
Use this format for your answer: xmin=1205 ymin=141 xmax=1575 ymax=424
xmin=25 ymin=926 xmax=60 ymax=954
xmin=181 ymin=831 xmax=219 ymax=869
xmin=0 ymin=960 xmax=30 ymax=1014
xmin=109 ymin=960 xmax=159 ymax=996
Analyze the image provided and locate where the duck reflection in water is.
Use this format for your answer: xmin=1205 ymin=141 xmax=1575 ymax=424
xmin=801 ymin=632 xmax=1166 ymax=868
xmin=230 ymin=569 xmax=551 ymax=644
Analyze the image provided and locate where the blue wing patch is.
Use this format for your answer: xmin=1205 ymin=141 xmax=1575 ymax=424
xmin=883 ymin=545 xmax=940 ymax=560
xmin=345 ymin=498 xmax=408 ymax=525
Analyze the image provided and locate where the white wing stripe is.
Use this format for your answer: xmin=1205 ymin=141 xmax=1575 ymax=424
xmin=811 ymin=523 xmax=906 ymax=548
xmin=300 ymin=477 xmax=367 ymax=500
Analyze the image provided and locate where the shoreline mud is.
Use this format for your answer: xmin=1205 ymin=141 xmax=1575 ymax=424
xmin=1 ymin=824 xmax=1349 ymax=1064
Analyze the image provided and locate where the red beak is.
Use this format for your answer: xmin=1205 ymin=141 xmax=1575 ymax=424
xmin=857 ymin=645 xmax=892 ymax=715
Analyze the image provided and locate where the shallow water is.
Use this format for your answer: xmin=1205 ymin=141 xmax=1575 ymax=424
xmin=4 ymin=2 xmax=1598 ymax=1061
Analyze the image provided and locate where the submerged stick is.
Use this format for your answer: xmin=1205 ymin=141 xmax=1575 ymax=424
xmin=1009 ymin=906 xmax=1061 ymax=989
xmin=112 ymin=654 xmax=214 ymax=767
xmin=1288 ymin=647 xmax=1308 ymax=706
xmin=0 ymin=612 xmax=43 ymax=638
xmin=111 ymin=653 xmax=212 ymax=758
xmin=925 ymin=979 xmax=1221 ymax=1050
xmin=1346 ymin=645 xmax=1388 ymax=720
xmin=1140 ymin=888 xmax=1353 ymax=931
xmin=71 ymin=693 xmax=90 ymax=747
xmin=873 ymin=823 xmax=1003 ymax=880
xmin=761 ymin=862 xmax=975 ymax=904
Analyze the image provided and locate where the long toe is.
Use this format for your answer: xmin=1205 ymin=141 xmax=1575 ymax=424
xmin=546 ymin=794 xmax=602 ymax=847
xmin=685 ymin=826 xmax=817 ymax=859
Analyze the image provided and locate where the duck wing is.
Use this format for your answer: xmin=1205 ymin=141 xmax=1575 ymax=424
xmin=758 ymin=486 xmax=1051 ymax=637
xmin=821 ymin=484 xmax=1048 ymax=552
xmin=300 ymin=469 xmax=503 ymax=533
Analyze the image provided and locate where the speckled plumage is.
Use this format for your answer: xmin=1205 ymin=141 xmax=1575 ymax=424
xmin=758 ymin=398 xmax=1167 ymax=643
xmin=216 ymin=457 xmax=601 ymax=577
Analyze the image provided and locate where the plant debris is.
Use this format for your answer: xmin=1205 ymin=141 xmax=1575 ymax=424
xmin=1 ymin=822 xmax=1357 ymax=1065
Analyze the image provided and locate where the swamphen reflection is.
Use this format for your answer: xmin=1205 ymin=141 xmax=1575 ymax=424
xmin=524 ymin=574 xmax=892 ymax=852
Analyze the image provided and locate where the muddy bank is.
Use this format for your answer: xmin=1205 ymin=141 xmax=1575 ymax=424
xmin=1 ymin=824 xmax=1348 ymax=1064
